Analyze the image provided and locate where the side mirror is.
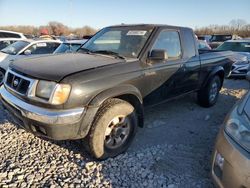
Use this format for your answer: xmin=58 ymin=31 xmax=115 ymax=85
xmin=246 ymin=71 xmax=250 ymax=81
xmin=24 ymin=50 xmax=31 ymax=55
xmin=149 ymin=49 xmax=168 ymax=61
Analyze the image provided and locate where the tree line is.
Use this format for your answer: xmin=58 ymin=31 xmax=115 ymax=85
xmin=195 ymin=19 xmax=250 ymax=38
xmin=1 ymin=19 xmax=250 ymax=38
xmin=0 ymin=21 xmax=97 ymax=38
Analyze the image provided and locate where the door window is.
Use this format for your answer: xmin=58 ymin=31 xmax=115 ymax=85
xmin=152 ymin=30 xmax=182 ymax=60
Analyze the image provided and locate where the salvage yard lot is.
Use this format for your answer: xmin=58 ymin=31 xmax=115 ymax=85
xmin=0 ymin=79 xmax=248 ymax=188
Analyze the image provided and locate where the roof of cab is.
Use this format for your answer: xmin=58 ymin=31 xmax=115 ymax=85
xmin=107 ymin=24 xmax=192 ymax=30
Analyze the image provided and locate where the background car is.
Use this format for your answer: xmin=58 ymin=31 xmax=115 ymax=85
xmin=216 ymin=39 xmax=250 ymax=77
xmin=53 ymin=39 xmax=87 ymax=54
xmin=211 ymin=73 xmax=250 ymax=188
xmin=0 ymin=30 xmax=27 ymax=39
xmin=209 ymin=34 xmax=242 ymax=49
xmin=0 ymin=39 xmax=61 ymax=84
xmin=197 ymin=35 xmax=211 ymax=42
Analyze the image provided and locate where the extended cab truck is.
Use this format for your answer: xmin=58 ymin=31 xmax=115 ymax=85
xmin=0 ymin=24 xmax=233 ymax=159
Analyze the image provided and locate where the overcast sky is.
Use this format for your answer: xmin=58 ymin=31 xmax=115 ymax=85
xmin=0 ymin=0 xmax=250 ymax=29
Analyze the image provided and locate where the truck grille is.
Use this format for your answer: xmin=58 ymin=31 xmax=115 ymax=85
xmin=5 ymin=71 xmax=31 ymax=95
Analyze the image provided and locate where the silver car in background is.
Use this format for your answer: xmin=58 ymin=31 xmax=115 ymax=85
xmin=216 ymin=39 xmax=250 ymax=77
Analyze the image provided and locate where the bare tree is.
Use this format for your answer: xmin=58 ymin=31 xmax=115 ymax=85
xmin=47 ymin=21 xmax=70 ymax=36
xmin=195 ymin=19 xmax=250 ymax=38
xmin=229 ymin=19 xmax=247 ymax=30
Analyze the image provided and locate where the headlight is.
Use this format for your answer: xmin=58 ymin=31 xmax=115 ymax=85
xmin=50 ymin=84 xmax=71 ymax=105
xmin=36 ymin=80 xmax=56 ymax=99
xmin=35 ymin=80 xmax=71 ymax=105
xmin=225 ymin=109 xmax=250 ymax=152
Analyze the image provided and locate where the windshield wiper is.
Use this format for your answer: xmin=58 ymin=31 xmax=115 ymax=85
xmin=0 ymin=50 xmax=7 ymax=54
xmin=92 ymin=50 xmax=126 ymax=59
xmin=0 ymin=50 xmax=14 ymax=55
xmin=77 ymin=47 xmax=93 ymax=54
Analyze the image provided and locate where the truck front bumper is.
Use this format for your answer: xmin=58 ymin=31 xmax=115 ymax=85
xmin=0 ymin=86 xmax=85 ymax=140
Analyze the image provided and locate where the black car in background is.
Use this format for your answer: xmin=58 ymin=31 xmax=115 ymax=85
xmin=209 ymin=34 xmax=241 ymax=49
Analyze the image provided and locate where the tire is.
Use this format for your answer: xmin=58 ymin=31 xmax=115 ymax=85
xmin=86 ymin=98 xmax=138 ymax=160
xmin=197 ymin=75 xmax=221 ymax=107
xmin=0 ymin=69 xmax=5 ymax=86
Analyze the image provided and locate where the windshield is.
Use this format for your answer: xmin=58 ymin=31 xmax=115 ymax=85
xmin=54 ymin=43 xmax=82 ymax=54
xmin=80 ymin=26 xmax=153 ymax=58
xmin=0 ymin=41 xmax=29 ymax=55
xmin=216 ymin=42 xmax=250 ymax=52
xmin=210 ymin=35 xmax=232 ymax=42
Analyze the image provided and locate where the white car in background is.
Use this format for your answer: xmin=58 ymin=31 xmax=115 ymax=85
xmin=0 ymin=30 xmax=27 ymax=39
xmin=0 ymin=39 xmax=61 ymax=84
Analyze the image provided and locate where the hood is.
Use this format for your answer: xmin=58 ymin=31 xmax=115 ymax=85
xmin=231 ymin=52 xmax=250 ymax=65
xmin=10 ymin=53 xmax=124 ymax=82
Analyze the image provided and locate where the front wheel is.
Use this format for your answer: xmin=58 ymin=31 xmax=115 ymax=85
xmin=197 ymin=75 xmax=221 ymax=107
xmin=86 ymin=98 xmax=138 ymax=160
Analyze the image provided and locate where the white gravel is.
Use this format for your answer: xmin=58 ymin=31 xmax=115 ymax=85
xmin=0 ymin=79 xmax=249 ymax=188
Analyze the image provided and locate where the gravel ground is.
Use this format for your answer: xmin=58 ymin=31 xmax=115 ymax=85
xmin=0 ymin=79 xmax=249 ymax=188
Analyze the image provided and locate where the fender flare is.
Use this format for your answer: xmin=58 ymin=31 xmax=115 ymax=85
xmin=202 ymin=66 xmax=225 ymax=88
xmin=77 ymin=84 xmax=144 ymax=137
xmin=89 ymin=84 xmax=143 ymax=107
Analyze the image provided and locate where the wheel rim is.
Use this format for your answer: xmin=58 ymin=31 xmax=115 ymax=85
xmin=104 ymin=115 xmax=131 ymax=149
xmin=209 ymin=81 xmax=218 ymax=102
xmin=0 ymin=71 xmax=4 ymax=85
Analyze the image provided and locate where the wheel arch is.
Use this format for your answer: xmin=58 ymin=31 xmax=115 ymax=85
xmin=202 ymin=66 xmax=225 ymax=89
xmin=78 ymin=85 xmax=144 ymax=138
xmin=89 ymin=84 xmax=144 ymax=128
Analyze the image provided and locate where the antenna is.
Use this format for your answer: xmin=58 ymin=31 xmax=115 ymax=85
xmin=69 ymin=0 xmax=73 ymax=51
xmin=69 ymin=0 xmax=73 ymax=28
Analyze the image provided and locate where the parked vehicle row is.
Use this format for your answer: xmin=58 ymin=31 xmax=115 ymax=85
xmin=1 ymin=29 xmax=247 ymax=79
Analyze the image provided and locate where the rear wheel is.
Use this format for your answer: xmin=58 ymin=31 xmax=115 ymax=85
xmin=0 ymin=69 xmax=5 ymax=85
xmin=197 ymin=75 xmax=221 ymax=107
xmin=86 ymin=98 xmax=138 ymax=159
